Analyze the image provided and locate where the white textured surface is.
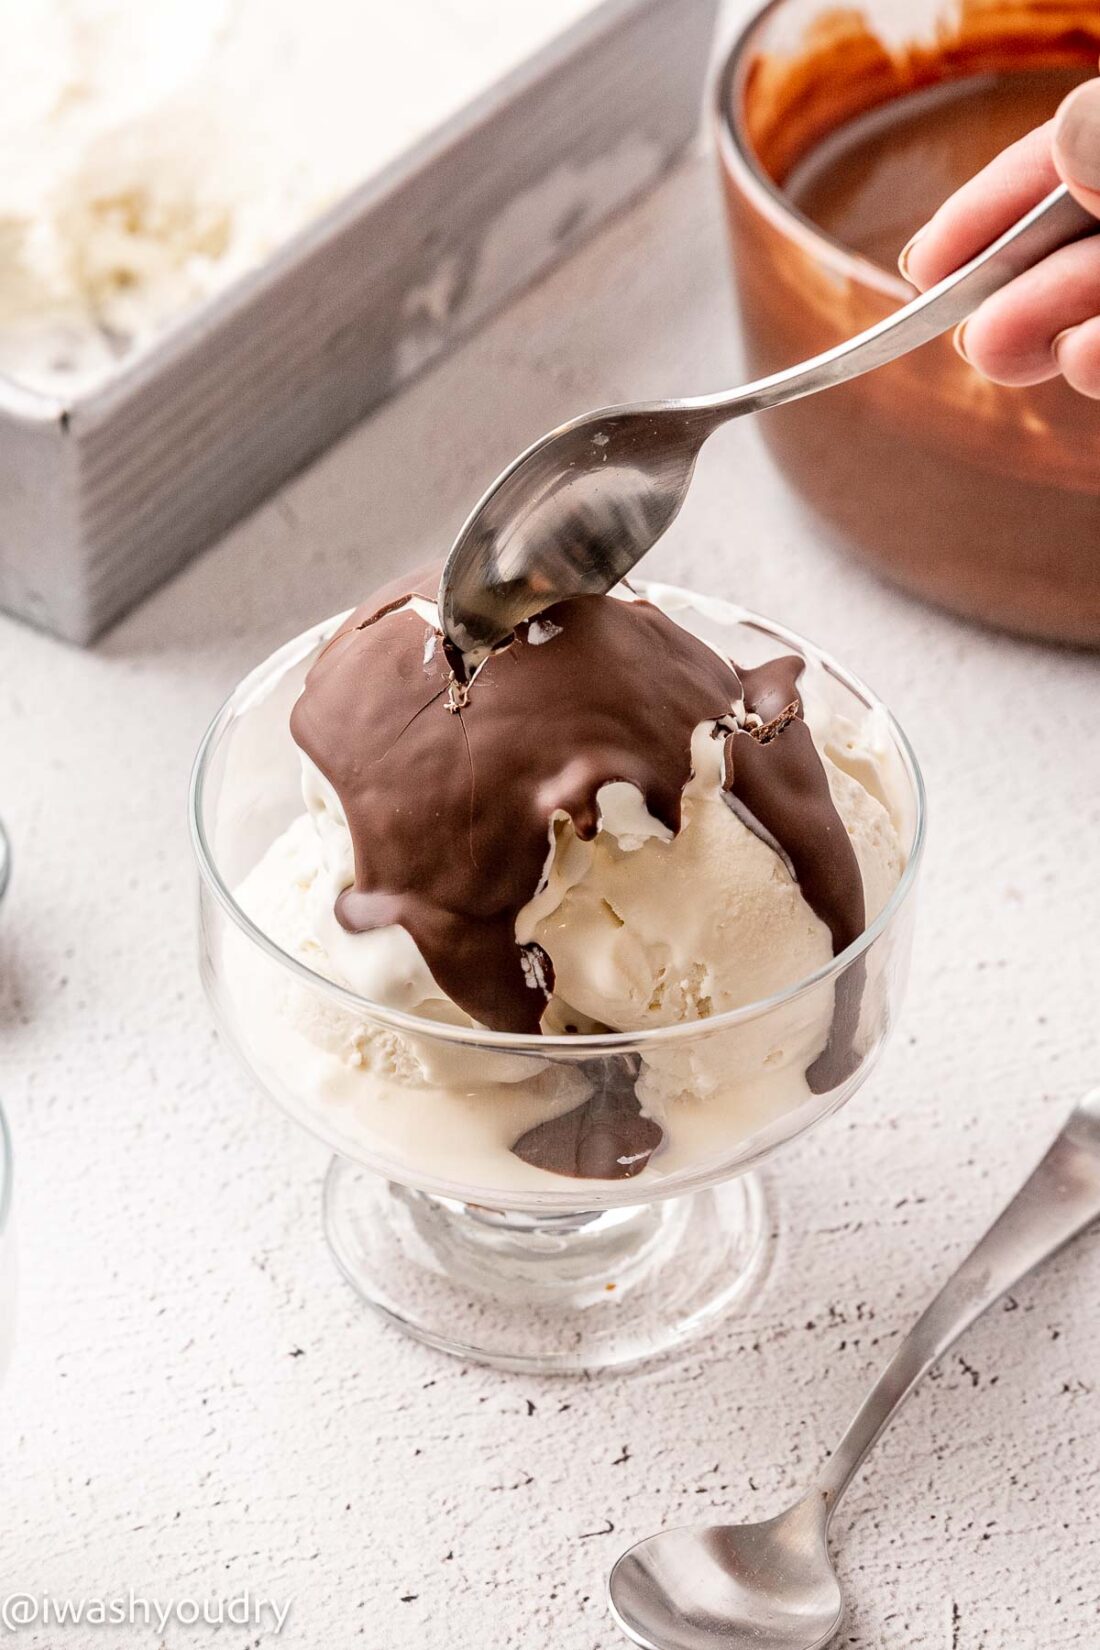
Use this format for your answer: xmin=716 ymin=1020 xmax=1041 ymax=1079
xmin=2 ymin=144 xmax=1099 ymax=1649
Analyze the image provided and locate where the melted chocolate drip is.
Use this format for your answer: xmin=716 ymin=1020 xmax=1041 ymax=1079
xmin=724 ymin=657 xmax=866 ymax=1093
xmin=512 ymin=1057 xmax=661 ymax=1180
xmin=292 ymin=572 xmax=871 ymax=1176
xmin=292 ymin=575 xmax=741 ymax=1036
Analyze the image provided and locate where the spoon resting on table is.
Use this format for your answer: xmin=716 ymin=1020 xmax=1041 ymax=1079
xmin=607 ymin=1089 xmax=1100 ymax=1650
xmin=438 ymin=184 xmax=1098 ymax=664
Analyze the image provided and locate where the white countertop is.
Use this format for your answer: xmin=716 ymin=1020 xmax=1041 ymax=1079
xmin=2 ymin=144 xmax=1099 ymax=1650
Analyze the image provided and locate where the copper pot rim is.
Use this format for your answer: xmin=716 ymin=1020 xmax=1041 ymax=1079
xmin=713 ymin=0 xmax=953 ymax=303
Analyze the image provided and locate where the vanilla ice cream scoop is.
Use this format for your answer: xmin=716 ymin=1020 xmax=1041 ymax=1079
xmin=520 ymin=724 xmax=899 ymax=1037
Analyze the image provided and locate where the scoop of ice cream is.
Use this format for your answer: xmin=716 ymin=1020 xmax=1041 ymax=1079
xmin=521 ymin=722 xmax=899 ymax=1035
xmin=265 ymin=568 xmax=902 ymax=1180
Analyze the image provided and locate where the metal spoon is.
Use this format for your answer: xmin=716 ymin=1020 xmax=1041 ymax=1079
xmin=607 ymin=1089 xmax=1100 ymax=1650
xmin=439 ymin=185 xmax=1097 ymax=660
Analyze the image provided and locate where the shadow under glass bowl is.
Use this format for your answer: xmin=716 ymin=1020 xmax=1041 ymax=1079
xmin=715 ymin=0 xmax=1100 ymax=645
xmin=190 ymin=583 xmax=925 ymax=1372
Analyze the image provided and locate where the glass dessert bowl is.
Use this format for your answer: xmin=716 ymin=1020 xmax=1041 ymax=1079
xmin=190 ymin=580 xmax=924 ymax=1372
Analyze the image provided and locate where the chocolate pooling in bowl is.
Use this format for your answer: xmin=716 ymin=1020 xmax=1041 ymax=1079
xmin=291 ymin=571 xmax=867 ymax=1175
xmin=512 ymin=1056 xmax=662 ymax=1180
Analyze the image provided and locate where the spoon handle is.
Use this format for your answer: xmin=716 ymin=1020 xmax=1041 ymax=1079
xmin=816 ymin=1091 xmax=1100 ymax=1516
xmin=696 ymin=184 xmax=1098 ymax=423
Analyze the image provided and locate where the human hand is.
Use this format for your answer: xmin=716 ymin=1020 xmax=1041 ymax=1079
xmin=899 ymin=75 xmax=1100 ymax=397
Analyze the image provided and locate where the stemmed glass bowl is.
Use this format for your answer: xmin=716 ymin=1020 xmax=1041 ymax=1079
xmin=190 ymin=583 xmax=924 ymax=1372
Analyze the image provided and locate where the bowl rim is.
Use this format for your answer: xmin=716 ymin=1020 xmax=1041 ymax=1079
xmin=189 ymin=584 xmax=927 ymax=1054
xmin=712 ymin=0 xmax=917 ymax=304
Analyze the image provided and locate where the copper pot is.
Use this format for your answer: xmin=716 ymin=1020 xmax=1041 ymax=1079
xmin=715 ymin=0 xmax=1100 ymax=645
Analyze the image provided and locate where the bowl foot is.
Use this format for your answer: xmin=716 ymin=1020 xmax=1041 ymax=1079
xmin=323 ymin=1159 xmax=772 ymax=1373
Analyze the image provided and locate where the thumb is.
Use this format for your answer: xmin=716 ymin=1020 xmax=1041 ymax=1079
xmin=1053 ymin=76 xmax=1100 ymax=218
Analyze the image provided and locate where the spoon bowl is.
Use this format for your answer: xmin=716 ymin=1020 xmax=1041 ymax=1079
xmin=438 ymin=406 xmax=707 ymax=662
xmin=609 ymin=1499 xmax=842 ymax=1650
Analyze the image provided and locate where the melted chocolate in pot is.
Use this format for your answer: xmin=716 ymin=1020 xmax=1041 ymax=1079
xmin=292 ymin=572 xmax=869 ymax=1174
